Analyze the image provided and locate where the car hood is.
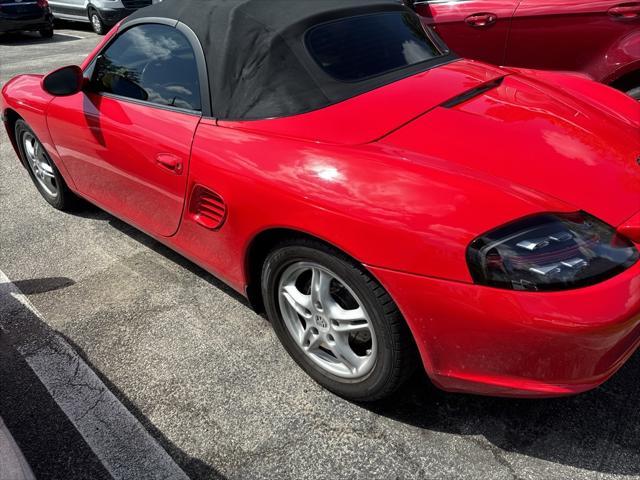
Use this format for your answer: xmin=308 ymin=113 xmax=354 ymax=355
xmin=379 ymin=73 xmax=640 ymax=227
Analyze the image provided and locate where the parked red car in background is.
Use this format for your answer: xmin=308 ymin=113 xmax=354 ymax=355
xmin=414 ymin=0 xmax=640 ymax=99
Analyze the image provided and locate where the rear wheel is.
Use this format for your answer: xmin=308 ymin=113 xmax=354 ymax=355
xmin=262 ymin=239 xmax=417 ymax=402
xmin=88 ymin=8 xmax=105 ymax=35
xmin=15 ymin=119 xmax=78 ymax=211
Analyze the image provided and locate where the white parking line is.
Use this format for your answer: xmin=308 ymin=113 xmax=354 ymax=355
xmin=54 ymin=33 xmax=86 ymax=40
xmin=0 ymin=270 xmax=190 ymax=480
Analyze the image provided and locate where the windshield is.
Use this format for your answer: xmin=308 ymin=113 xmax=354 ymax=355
xmin=306 ymin=12 xmax=446 ymax=83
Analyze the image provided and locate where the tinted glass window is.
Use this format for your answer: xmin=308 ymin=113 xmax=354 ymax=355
xmin=91 ymin=24 xmax=201 ymax=111
xmin=306 ymin=12 xmax=443 ymax=82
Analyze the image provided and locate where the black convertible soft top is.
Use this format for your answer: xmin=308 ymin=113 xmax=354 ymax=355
xmin=123 ymin=0 xmax=454 ymax=120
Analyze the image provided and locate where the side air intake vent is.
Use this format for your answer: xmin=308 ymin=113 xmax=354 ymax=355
xmin=189 ymin=186 xmax=227 ymax=230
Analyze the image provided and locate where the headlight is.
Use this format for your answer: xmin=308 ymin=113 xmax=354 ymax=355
xmin=467 ymin=212 xmax=639 ymax=291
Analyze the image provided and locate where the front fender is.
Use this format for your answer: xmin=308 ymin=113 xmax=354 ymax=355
xmin=2 ymin=74 xmax=53 ymax=162
xmin=1 ymin=74 xmax=77 ymax=189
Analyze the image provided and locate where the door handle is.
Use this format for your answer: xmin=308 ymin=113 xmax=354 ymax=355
xmin=465 ymin=12 xmax=498 ymax=28
xmin=608 ymin=3 xmax=640 ymax=19
xmin=156 ymin=153 xmax=183 ymax=175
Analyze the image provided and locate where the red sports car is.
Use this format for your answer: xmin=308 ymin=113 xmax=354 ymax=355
xmin=413 ymin=0 xmax=640 ymax=99
xmin=2 ymin=0 xmax=640 ymax=401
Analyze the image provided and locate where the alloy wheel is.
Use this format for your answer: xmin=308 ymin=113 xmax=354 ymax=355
xmin=90 ymin=12 xmax=104 ymax=34
xmin=277 ymin=261 xmax=377 ymax=379
xmin=23 ymin=132 xmax=58 ymax=198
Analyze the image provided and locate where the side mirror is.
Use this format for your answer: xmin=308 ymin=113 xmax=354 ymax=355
xmin=42 ymin=65 xmax=84 ymax=96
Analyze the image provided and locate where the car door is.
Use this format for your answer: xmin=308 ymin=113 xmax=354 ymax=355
xmin=415 ymin=0 xmax=520 ymax=66
xmin=46 ymin=23 xmax=204 ymax=237
xmin=48 ymin=0 xmax=85 ymax=19
xmin=506 ymin=0 xmax=640 ymax=80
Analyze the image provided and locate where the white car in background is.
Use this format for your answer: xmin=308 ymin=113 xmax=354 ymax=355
xmin=48 ymin=0 xmax=160 ymax=34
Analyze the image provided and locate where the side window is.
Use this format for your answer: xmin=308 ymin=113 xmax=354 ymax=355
xmin=91 ymin=24 xmax=201 ymax=112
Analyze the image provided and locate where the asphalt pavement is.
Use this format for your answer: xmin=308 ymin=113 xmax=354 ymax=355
xmin=1 ymin=25 xmax=639 ymax=480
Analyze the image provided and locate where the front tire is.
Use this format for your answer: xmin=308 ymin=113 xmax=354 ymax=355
xmin=88 ymin=8 xmax=105 ymax=35
xmin=15 ymin=119 xmax=78 ymax=211
xmin=262 ymin=239 xmax=417 ymax=402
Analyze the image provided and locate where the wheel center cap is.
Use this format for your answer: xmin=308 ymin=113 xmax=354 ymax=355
xmin=314 ymin=314 xmax=329 ymax=331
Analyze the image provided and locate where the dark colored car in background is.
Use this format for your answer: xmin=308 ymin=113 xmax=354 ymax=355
xmin=0 ymin=0 xmax=54 ymax=38
xmin=413 ymin=0 xmax=640 ymax=99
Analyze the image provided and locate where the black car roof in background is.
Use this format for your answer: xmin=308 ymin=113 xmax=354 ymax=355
xmin=123 ymin=0 xmax=455 ymax=120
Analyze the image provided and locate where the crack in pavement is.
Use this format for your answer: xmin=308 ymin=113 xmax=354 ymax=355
xmin=0 ymin=271 xmax=192 ymax=480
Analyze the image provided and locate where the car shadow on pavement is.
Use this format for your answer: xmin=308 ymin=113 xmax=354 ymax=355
xmin=367 ymin=353 xmax=640 ymax=476
xmin=71 ymin=205 xmax=252 ymax=308
xmin=0 ymin=279 xmax=227 ymax=480
xmin=0 ymin=32 xmax=83 ymax=45
xmin=53 ymin=19 xmax=94 ymax=33
xmin=12 ymin=277 xmax=75 ymax=295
